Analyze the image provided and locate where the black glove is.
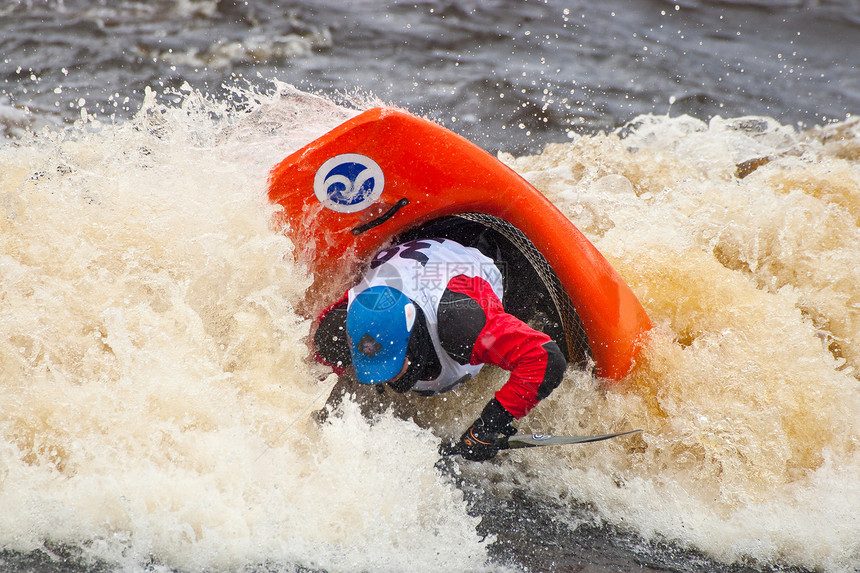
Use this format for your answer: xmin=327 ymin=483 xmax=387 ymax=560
xmin=453 ymin=398 xmax=517 ymax=461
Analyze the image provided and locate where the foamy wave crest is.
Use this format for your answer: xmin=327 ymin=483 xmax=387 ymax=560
xmin=0 ymin=83 xmax=489 ymax=572
xmin=497 ymin=112 xmax=860 ymax=572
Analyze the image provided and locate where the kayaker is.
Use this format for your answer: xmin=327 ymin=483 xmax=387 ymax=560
xmin=312 ymin=234 xmax=568 ymax=461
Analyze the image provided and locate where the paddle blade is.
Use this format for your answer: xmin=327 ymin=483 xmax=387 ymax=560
xmin=500 ymin=429 xmax=642 ymax=450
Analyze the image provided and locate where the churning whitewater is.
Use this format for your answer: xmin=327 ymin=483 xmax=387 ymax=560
xmin=1 ymin=86 xmax=858 ymax=573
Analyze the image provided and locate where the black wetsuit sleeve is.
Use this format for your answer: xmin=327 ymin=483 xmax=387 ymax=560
xmin=437 ymin=288 xmax=487 ymax=365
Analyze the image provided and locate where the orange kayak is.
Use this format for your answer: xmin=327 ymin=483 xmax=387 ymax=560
xmin=268 ymin=107 xmax=651 ymax=381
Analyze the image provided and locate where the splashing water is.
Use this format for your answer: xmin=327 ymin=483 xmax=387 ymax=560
xmin=1 ymin=84 xmax=858 ymax=572
xmin=498 ymin=113 xmax=860 ymax=571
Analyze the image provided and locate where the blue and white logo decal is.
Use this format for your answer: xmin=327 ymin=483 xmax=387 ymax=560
xmin=313 ymin=153 xmax=385 ymax=213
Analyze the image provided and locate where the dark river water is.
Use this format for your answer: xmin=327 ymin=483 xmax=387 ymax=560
xmin=2 ymin=0 xmax=858 ymax=153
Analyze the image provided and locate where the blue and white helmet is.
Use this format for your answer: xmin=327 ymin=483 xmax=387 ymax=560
xmin=346 ymin=286 xmax=417 ymax=384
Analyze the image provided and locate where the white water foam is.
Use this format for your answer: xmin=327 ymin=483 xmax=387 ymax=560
xmin=498 ymin=113 xmax=860 ymax=572
xmin=0 ymin=84 xmax=489 ymax=572
xmin=1 ymin=84 xmax=858 ymax=572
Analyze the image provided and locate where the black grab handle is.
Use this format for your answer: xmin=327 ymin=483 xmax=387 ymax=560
xmin=351 ymin=198 xmax=410 ymax=235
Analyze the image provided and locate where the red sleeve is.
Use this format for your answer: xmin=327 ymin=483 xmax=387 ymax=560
xmin=446 ymin=275 xmax=564 ymax=419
